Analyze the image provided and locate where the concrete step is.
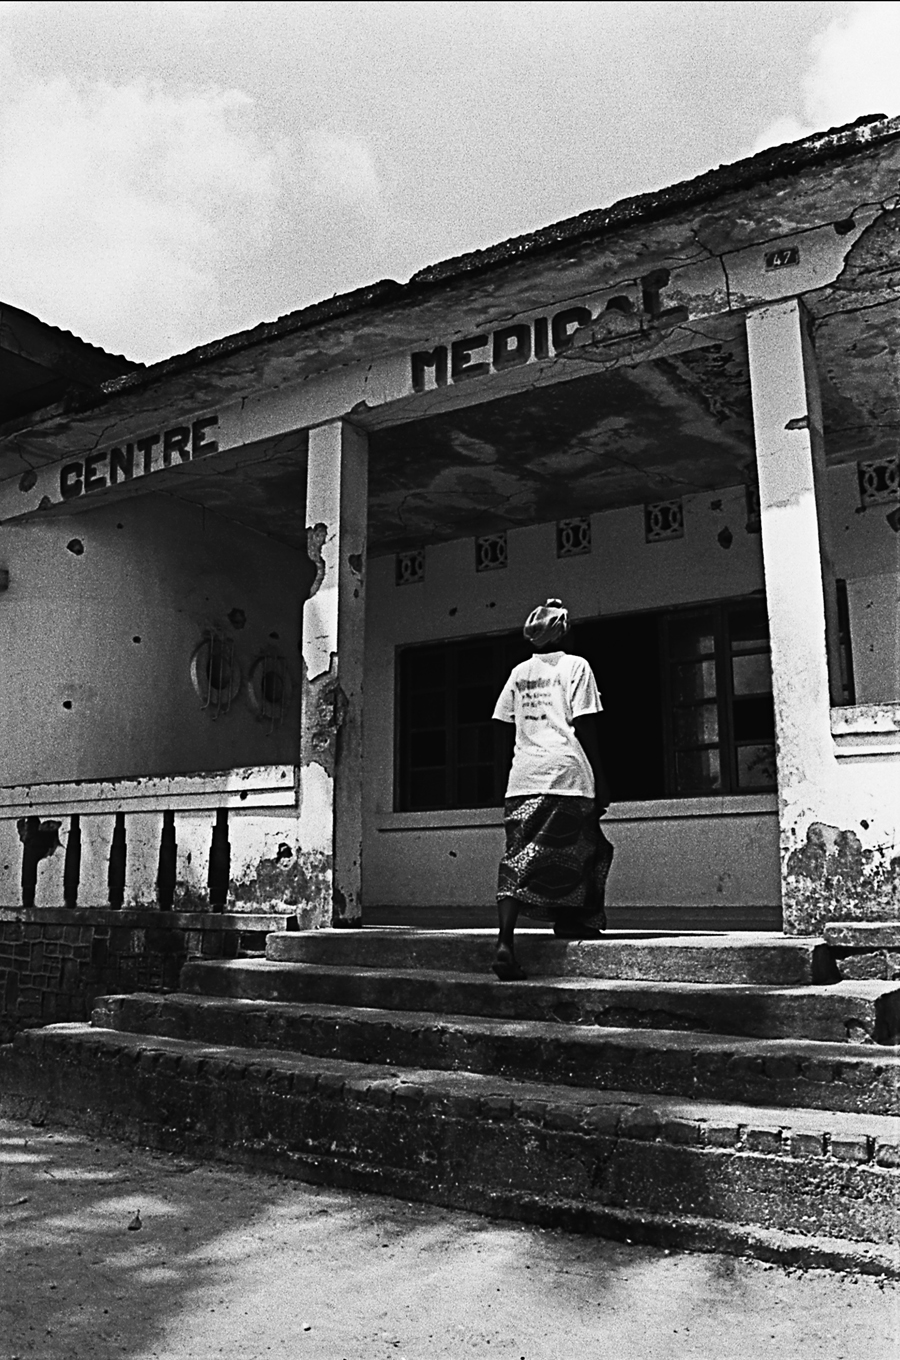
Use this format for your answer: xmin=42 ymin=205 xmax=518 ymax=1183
xmin=93 ymin=991 xmax=900 ymax=1115
xmin=1 ymin=1022 xmax=897 ymax=1273
xmin=267 ymin=929 xmax=835 ymax=986
xmin=181 ymin=959 xmax=900 ymax=1044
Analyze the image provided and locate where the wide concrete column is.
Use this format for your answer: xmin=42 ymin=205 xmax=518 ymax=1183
xmin=745 ymin=298 xmax=844 ymax=935
xmin=300 ymin=420 xmax=368 ymax=926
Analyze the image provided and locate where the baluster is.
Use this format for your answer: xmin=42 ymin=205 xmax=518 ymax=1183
xmin=78 ymin=815 xmax=115 ymax=907
xmin=0 ymin=821 xmax=21 ymax=906
xmin=19 ymin=816 xmax=40 ymax=910
xmin=123 ymin=812 xmax=164 ymax=909
xmin=157 ymin=810 xmax=177 ymax=911
xmin=208 ymin=809 xmax=230 ymax=912
xmin=108 ymin=812 xmax=127 ymax=910
xmin=173 ymin=811 xmax=216 ymax=909
xmin=63 ymin=814 xmax=81 ymax=908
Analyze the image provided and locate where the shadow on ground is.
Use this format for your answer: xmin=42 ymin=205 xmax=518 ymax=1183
xmin=1 ymin=1116 xmax=897 ymax=1360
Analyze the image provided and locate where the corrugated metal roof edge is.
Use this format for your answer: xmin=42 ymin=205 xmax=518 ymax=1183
xmin=0 ymin=300 xmax=140 ymax=371
xmin=51 ymin=112 xmax=900 ymax=409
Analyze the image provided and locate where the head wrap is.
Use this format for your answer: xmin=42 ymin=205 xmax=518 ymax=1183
xmin=523 ymin=598 xmax=569 ymax=648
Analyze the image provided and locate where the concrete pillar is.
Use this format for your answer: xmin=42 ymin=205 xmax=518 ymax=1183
xmin=300 ymin=420 xmax=368 ymax=926
xmin=745 ymin=298 xmax=843 ymax=934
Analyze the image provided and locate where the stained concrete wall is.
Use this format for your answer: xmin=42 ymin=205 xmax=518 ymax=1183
xmin=0 ymin=494 xmax=307 ymax=785
xmin=362 ymin=468 xmax=899 ymax=915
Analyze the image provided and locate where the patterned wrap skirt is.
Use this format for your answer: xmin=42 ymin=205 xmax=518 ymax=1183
xmin=497 ymin=794 xmax=613 ymax=927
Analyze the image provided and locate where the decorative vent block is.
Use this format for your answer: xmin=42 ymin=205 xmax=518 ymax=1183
xmin=395 ymin=548 xmax=425 ymax=585
xmin=556 ymin=517 xmax=591 ymax=558
xmin=858 ymin=456 xmax=899 ymax=507
xmin=745 ymin=482 xmax=761 ymax=534
xmin=644 ymin=499 xmax=684 ymax=542
xmin=475 ymin=532 xmax=507 ymax=572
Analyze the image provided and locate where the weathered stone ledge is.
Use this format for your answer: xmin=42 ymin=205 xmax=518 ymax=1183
xmin=0 ymin=907 xmax=294 ymax=930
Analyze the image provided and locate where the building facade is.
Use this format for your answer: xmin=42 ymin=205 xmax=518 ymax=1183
xmin=1 ymin=115 xmax=898 ymax=962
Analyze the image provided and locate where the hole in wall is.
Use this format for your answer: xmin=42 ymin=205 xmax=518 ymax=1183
xmin=19 ymin=470 xmax=37 ymax=492
xmin=62 ymin=701 xmax=72 ymax=710
xmin=66 ymin=539 xmax=84 ymax=556
xmin=133 ymin=636 xmax=141 ymax=644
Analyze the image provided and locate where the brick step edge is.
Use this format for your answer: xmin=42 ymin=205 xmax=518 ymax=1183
xmin=2 ymin=1025 xmax=898 ymax=1265
xmin=95 ymin=992 xmax=900 ymax=1117
xmin=181 ymin=960 xmax=900 ymax=1044
xmin=5 ymin=1082 xmax=894 ymax=1281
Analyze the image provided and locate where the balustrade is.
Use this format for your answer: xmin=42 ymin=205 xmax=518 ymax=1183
xmin=0 ymin=806 xmax=237 ymax=912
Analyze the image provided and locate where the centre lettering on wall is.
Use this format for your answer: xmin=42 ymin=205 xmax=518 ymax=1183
xmin=58 ymin=415 xmax=220 ymax=503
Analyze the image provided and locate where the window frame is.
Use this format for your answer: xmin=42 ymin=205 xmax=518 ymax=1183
xmin=394 ymin=593 xmax=785 ymax=813
xmin=660 ymin=598 xmax=776 ymax=798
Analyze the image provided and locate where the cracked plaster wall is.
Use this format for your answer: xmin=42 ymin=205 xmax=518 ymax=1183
xmin=0 ymin=493 xmax=307 ymax=785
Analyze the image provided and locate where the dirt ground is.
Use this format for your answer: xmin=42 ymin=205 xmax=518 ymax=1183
xmin=1 ymin=1117 xmax=897 ymax=1360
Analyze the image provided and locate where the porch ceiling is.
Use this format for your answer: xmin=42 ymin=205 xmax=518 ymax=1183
xmin=160 ymin=292 xmax=898 ymax=556
xmin=365 ymin=289 xmax=900 ymax=553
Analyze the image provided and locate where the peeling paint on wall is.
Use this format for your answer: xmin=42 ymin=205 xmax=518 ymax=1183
xmin=300 ymin=655 xmax=348 ymax=777
xmin=229 ymin=844 xmax=331 ymax=924
xmin=785 ymin=821 xmax=900 ymax=934
xmin=306 ymin=523 xmax=328 ymax=598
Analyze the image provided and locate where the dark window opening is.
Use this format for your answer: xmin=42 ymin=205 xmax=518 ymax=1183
xmin=396 ymin=597 xmax=783 ymax=811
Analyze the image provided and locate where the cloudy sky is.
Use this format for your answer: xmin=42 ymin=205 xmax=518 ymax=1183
xmin=1 ymin=1 xmax=898 ymax=364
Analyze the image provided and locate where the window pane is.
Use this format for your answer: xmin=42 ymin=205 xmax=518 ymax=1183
xmin=730 ymin=607 xmax=769 ymax=652
xmin=459 ymin=644 xmax=494 ymax=673
xmin=457 ymin=765 xmax=496 ymax=806
xmin=733 ymin=694 xmax=775 ymax=743
xmin=674 ymin=702 xmax=719 ymax=746
xmin=409 ymin=770 xmax=447 ymax=808
xmin=457 ymin=724 xmax=494 ymax=764
xmin=675 ymin=748 xmax=722 ymax=792
xmin=457 ymin=686 xmax=495 ymax=723
xmin=737 ymin=743 xmax=777 ymax=788
xmin=672 ymin=660 xmax=717 ymax=702
xmin=732 ymin=653 xmax=772 ymax=696
xmin=668 ymin=615 xmax=716 ymax=658
xmin=409 ymin=690 xmax=443 ymax=726
xmin=406 ymin=651 xmax=446 ymax=686
xmin=409 ymin=730 xmax=445 ymax=766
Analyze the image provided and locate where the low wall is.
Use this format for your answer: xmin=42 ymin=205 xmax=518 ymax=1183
xmin=0 ymin=908 xmax=292 ymax=1042
xmin=365 ymin=797 xmax=781 ymax=922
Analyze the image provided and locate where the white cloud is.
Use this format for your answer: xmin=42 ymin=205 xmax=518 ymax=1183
xmin=753 ymin=2 xmax=900 ymax=152
xmin=0 ymin=71 xmax=287 ymax=361
xmin=303 ymin=131 xmax=385 ymax=214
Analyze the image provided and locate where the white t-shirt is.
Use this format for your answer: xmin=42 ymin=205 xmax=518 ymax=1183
xmin=492 ymin=651 xmax=602 ymax=798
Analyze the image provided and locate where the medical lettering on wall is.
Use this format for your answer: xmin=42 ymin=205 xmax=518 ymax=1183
xmin=409 ymin=268 xmax=688 ymax=393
